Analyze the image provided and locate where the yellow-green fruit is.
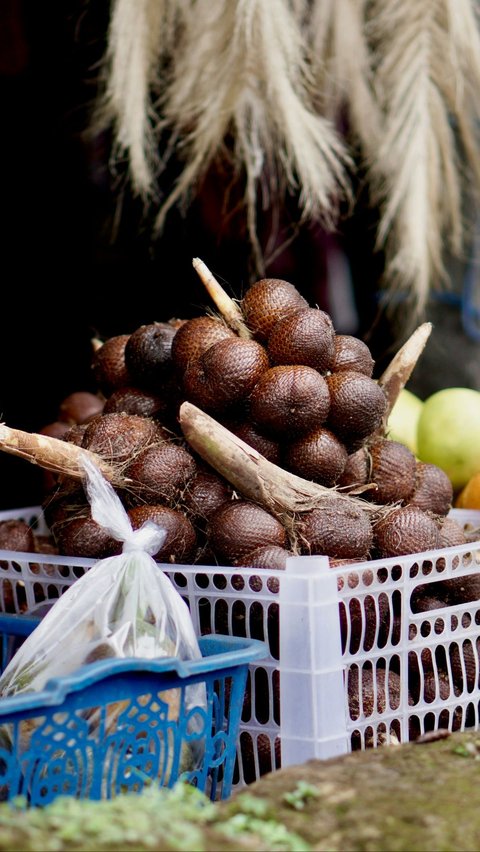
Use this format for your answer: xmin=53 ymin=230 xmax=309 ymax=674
xmin=387 ymin=389 xmax=423 ymax=455
xmin=417 ymin=388 xmax=480 ymax=491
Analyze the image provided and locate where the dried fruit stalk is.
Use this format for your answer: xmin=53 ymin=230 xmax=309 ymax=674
xmin=179 ymin=402 xmax=379 ymax=515
xmin=0 ymin=424 xmax=122 ymax=486
xmin=192 ymin=257 xmax=252 ymax=339
xmin=378 ymin=322 xmax=432 ymax=418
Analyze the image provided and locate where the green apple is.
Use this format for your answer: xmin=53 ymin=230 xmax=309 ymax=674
xmin=416 ymin=387 xmax=480 ymax=490
xmin=386 ymin=389 xmax=423 ymax=455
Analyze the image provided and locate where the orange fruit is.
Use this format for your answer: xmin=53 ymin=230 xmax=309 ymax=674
xmin=455 ymin=471 xmax=480 ymax=509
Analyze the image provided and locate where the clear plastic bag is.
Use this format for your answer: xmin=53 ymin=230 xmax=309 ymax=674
xmin=0 ymin=456 xmax=205 ymax=770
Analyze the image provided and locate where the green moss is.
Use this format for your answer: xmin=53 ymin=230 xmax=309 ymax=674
xmin=283 ymin=782 xmax=320 ymax=811
xmin=0 ymin=786 xmax=211 ymax=852
xmin=2 ymin=731 xmax=480 ymax=850
xmin=240 ymin=730 xmax=480 ymax=851
xmin=0 ymin=782 xmax=308 ymax=852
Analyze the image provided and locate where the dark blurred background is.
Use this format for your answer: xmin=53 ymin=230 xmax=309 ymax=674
xmin=1 ymin=0 xmax=478 ymax=509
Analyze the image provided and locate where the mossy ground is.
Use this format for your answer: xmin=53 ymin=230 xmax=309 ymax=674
xmin=1 ymin=731 xmax=480 ymax=851
xmin=240 ymin=730 xmax=480 ymax=851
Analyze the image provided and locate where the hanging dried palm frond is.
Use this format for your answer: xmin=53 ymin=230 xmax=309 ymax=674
xmin=94 ymin=0 xmax=480 ymax=311
xmin=95 ymin=0 xmax=184 ymax=197
xmin=367 ymin=0 xmax=480 ymax=314
xmin=306 ymin=0 xmax=382 ymax=163
xmin=95 ymin=0 xmax=351 ymax=272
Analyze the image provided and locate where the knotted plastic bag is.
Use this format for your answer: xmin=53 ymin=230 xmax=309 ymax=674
xmin=0 ymin=456 xmax=205 ymax=769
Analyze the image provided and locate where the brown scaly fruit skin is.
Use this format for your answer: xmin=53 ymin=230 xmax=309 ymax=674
xmin=337 ymin=448 xmax=371 ymax=490
xmin=233 ymin=545 xmax=293 ymax=594
xmin=0 ymin=520 xmax=35 ymax=553
xmin=339 ymin=445 xmax=452 ymax=516
xmin=234 ymin=545 xmax=292 ymax=571
xmin=226 ymin=420 xmax=281 ymax=465
xmin=105 ymin=380 xmax=183 ymax=433
xmin=408 ymin=462 xmax=453 ymax=517
xmin=54 ymin=515 xmax=122 ymax=559
xmin=267 ymin=307 xmax=336 ymax=373
xmin=92 ymin=334 xmax=131 ymax=396
xmin=127 ymin=504 xmax=197 ymax=564
xmin=332 ymin=335 xmax=375 ymax=377
xmin=408 ymin=649 xmax=465 ymax=731
xmin=347 ymin=666 xmax=402 ymax=722
xmin=438 ymin=516 xmax=467 ymax=547
xmin=326 ymin=371 xmax=387 ymax=444
xmin=448 ymin=638 xmax=480 ymax=694
xmin=297 ymin=504 xmax=373 ymax=560
xmin=348 ymin=665 xmax=406 ymax=749
xmin=409 ymin=587 xmax=449 ymax=614
xmin=125 ymin=443 xmax=198 ymax=506
xmin=421 ymin=668 xmax=452 ymax=704
xmin=103 ymin=386 xmax=168 ymax=421
xmin=0 ymin=519 xmax=35 ymax=612
xmin=373 ymin=506 xmax=441 ymax=558
xmin=367 ymin=439 xmax=417 ymax=505
xmin=58 ymin=392 xmax=105 ymax=425
xmin=171 ymin=315 xmax=236 ymax=373
xmin=249 ymin=364 xmax=330 ymax=438
xmin=33 ymin=534 xmax=58 ymax=555
xmin=42 ymin=480 xmax=89 ymax=531
xmin=124 ymin=322 xmax=177 ymax=390
xmin=207 ymin=500 xmax=288 ymax=564
xmin=433 ymin=573 xmax=480 ymax=609
xmin=81 ymin=413 xmax=165 ymax=466
xmin=239 ymin=730 xmax=281 ymax=784
xmin=62 ymin=423 xmax=88 ymax=447
xmin=241 ymin=278 xmax=308 ymax=342
xmin=283 ymin=426 xmax=348 ymax=486
xmin=339 ymin=592 xmax=395 ymax=658
xmin=182 ymin=469 xmax=233 ymax=524
xmin=182 ymin=337 xmax=269 ymax=413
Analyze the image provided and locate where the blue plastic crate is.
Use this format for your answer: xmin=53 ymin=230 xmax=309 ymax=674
xmin=0 ymin=615 xmax=267 ymax=805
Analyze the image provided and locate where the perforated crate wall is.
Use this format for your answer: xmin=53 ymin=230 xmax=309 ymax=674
xmin=1 ymin=506 xmax=480 ymax=782
xmin=0 ymin=616 xmax=266 ymax=804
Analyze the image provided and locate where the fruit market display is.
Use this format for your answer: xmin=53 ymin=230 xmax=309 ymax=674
xmin=0 ymin=261 xmax=465 ymax=565
xmin=0 ymin=259 xmax=479 ymax=772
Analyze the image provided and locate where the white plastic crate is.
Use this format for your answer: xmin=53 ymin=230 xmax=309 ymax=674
xmin=1 ymin=506 xmax=480 ymax=785
xmin=279 ymin=512 xmax=480 ymax=765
